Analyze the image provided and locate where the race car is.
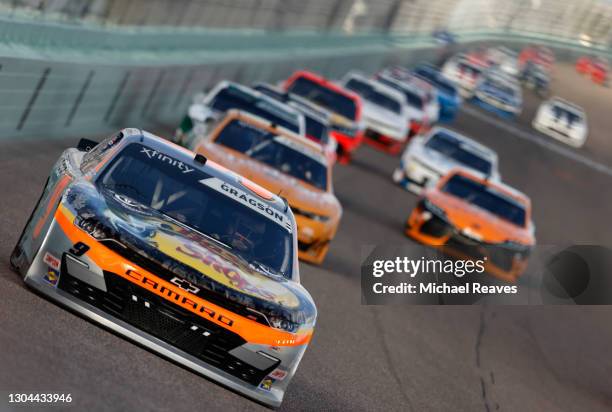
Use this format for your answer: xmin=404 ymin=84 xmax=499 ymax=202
xmin=472 ymin=73 xmax=522 ymax=118
xmin=377 ymin=66 xmax=440 ymax=128
xmin=576 ymin=56 xmax=609 ymax=85
xmin=519 ymin=60 xmax=550 ymax=97
xmin=10 ymin=128 xmax=317 ymax=407
xmin=191 ymin=110 xmax=342 ymax=265
xmin=486 ymin=47 xmax=520 ymax=77
xmin=519 ymin=45 xmax=555 ymax=73
xmin=392 ymin=127 xmax=500 ymax=194
xmin=413 ymin=64 xmax=461 ymax=122
xmin=375 ymin=74 xmax=429 ymax=138
xmin=175 ymin=81 xmax=305 ymax=148
xmin=405 ymin=169 xmax=535 ymax=282
xmin=532 ymin=97 xmax=588 ymax=148
xmin=441 ymin=55 xmax=484 ymax=98
xmin=253 ymin=83 xmax=338 ymax=164
xmin=340 ymin=72 xmax=410 ymax=154
xmin=283 ymin=70 xmax=363 ymax=164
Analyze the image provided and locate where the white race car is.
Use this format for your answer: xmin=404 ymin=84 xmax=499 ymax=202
xmin=341 ymin=72 xmax=410 ymax=154
xmin=378 ymin=66 xmax=440 ymax=125
xmin=393 ymin=127 xmax=500 ymax=194
xmin=532 ymin=97 xmax=588 ymax=147
xmin=441 ymin=55 xmax=485 ymax=98
xmin=376 ymin=73 xmax=430 ymax=137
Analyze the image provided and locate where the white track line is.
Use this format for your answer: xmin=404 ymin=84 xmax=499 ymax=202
xmin=460 ymin=105 xmax=612 ymax=178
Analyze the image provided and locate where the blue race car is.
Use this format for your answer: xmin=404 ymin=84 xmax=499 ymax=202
xmin=472 ymin=73 xmax=522 ymax=118
xmin=413 ymin=65 xmax=461 ymax=122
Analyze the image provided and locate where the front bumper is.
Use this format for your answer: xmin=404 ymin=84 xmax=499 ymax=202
xmin=294 ymin=214 xmax=335 ymax=265
xmin=532 ymin=121 xmax=586 ymax=148
xmin=392 ymin=159 xmax=441 ymax=194
xmin=24 ymin=214 xmax=310 ymax=407
xmin=363 ymin=128 xmax=405 ymax=154
xmin=404 ymin=207 xmax=529 ymax=282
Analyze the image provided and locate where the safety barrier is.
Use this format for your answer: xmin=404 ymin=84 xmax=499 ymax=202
xmin=0 ymin=16 xmax=607 ymax=140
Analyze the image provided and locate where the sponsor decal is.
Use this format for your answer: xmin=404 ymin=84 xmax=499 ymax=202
xmin=140 ymin=147 xmax=194 ymax=174
xmin=44 ymin=268 xmax=59 ymax=286
xmin=125 ymin=269 xmax=235 ymax=327
xmin=43 ymin=252 xmax=61 ymax=271
xmin=259 ymin=377 xmax=275 ymax=391
xmin=199 ymin=177 xmax=292 ymax=233
xmin=170 ymin=277 xmax=200 ymax=294
xmin=152 ymin=231 xmax=301 ymax=308
xmin=269 ymin=368 xmax=288 ymax=381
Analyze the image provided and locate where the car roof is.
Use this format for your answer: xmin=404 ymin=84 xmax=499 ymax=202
xmin=212 ymin=110 xmax=327 ymax=162
xmin=343 ymin=71 xmax=406 ymax=103
xmin=117 ymin=128 xmax=289 ymax=213
xmin=209 ymin=81 xmax=304 ymax=121
xmin=287 ymin=70 xmax=360 ymax=103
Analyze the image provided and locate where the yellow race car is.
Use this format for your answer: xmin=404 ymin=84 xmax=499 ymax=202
xmin=191 ymin=110 xmax=342 ymax=265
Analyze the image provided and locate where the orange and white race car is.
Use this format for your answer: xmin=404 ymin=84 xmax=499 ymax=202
xmin=405 ymin=169 xmax=535 ymax=282
xmin=192 ymin=110 xmax=342 ymax=265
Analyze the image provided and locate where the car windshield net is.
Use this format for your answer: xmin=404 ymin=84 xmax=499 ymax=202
xmin=209 ymin=86 xmax=300 ymax=134
xmin=287 ymin=77 xmax=357 ymax=120
xmin=425 ymin=132 xmax=492 ymax=175
xmin=97 ymin=143 xmax=293 ymax=278
xmin=441 ymin=174 xmax=526 ymax=227
xmin=216 ymin=119 xmax=328 ymax=191
xmin=344 ymin=78 xmax=401 ymax=113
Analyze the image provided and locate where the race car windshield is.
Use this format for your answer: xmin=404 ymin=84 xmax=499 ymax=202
xmin=287 ymin=77 xmax=357 ymax=121
xmin=96 ymin=143 xmax=293 ymax=278
xmin=216 ymin=119 xmax=328 ymax=191
xmin=209 ymin=85 xmax=301 ymax=134
xmin=426 ymin=132 xmax=492 ymax=175
xmin=303 ymin=113 xmax=329 ymax=144
xmin=552 ymin=105 xmax=583 ymax=125
xmin=344 ymin=78 xmax=401 ymax=114
xmin=378 ymin=78 xmax=424 ymax=109
xmin=441 ymin=174 xmax=526 ymax=227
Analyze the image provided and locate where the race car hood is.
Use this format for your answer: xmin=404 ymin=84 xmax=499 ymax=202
xmin=361 ymin=102 xmax=407 ymax=135
xmin=425 ymin=189 xmax=533 ymax=245
xmin=199 ymin=142 xmax=341 ymax=222
xmin=62 ymin=181 xmax=316 ymax=325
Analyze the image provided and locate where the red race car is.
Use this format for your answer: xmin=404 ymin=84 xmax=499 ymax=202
xmin=576 ymin=56 xmax=609 ymax=85
xmin=283 ymin=71 xmax=363 ymax=164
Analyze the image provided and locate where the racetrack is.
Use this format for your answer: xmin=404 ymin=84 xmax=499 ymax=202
xmin=1 ymin=63 xmax=612 ymax=411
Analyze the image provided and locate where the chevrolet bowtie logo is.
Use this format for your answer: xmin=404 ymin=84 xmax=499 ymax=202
xmin=170 ymin=277 xmax=200 ymax=294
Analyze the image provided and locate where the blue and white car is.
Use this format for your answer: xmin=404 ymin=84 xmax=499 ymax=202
xmin=413 ymin=65 xmax=461 ymax=123
xmin=392 ymin=127 xmax=500 ymax=194
xmin=472 ymin=73 xmax=522 ymax=118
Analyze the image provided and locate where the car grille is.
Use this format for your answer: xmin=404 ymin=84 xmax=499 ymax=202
xmin=419 ymin=216 xmax=451 ymax=238
xmin=99 ymin=240 xmax=269 ymax=327
xmin=58 ymin=269 xmax=277 ymax=386
xmin=365 ymin=129 xmax=393 ymax=145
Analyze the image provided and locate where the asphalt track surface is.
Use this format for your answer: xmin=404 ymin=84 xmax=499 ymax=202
xmin=1 ymin=63 xmax=612 ymax=412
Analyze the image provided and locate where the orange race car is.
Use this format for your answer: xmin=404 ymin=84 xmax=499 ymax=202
xmin=192 ymin=110 xmax=342 ymax=265
xmin=405 ymin=169 xmax=535 ymax=282
xmin=576 ymin=56 xmax=609 ymax=85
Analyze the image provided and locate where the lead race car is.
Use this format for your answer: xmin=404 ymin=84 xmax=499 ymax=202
xmin=10 ymin=129 xmax=317 ymax=407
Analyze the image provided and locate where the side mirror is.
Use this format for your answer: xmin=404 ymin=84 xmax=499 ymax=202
xmin=77 ymin=138 xmax=99 ymax=152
